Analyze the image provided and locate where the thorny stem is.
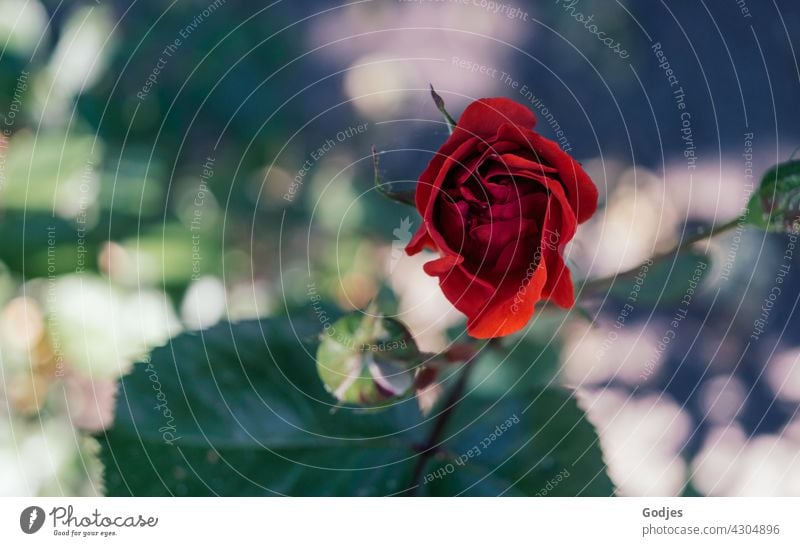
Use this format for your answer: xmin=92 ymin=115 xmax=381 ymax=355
xmin=581 ymin=216 xmax=741 ymax=294
xmin=406 ymin=343 xmax=487 ymax=494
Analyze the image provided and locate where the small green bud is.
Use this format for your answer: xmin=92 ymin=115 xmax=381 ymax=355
xmin=747 ymin=160 xmax=800 ymax=233
xmin=316 ymin=313 xmax=420 ymax=406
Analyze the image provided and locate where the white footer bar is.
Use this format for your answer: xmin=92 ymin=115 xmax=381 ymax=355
xmin=2 ymin=497 xmax=798 ymax=545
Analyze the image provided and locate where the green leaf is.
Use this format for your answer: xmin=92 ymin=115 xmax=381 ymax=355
xmin=99 ymin=319 xmax=424 ymax=496
xmin=418 ymin=385 xmax=614 ymax=496
xmin=746 ymin=160 xmax=800 ymax=232
xmin=467 ymin=334 xmax=561 ymax=397
xmin=100 ymin=319 xmax=613 ymax=496
xmin=609 ymin=250 xmax=710 ymax=306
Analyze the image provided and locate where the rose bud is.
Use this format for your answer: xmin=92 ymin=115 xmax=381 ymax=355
xmin=316 ymin=313 xmax=420 ymax=406
xmin=747 ymin=159 xmax=800 ymax=233
xmin=406 ymin=97 xmax=598 ymax=338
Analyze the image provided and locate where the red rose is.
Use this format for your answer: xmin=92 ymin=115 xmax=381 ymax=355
xmin=405 ymin=97 xmax=598 ymax=338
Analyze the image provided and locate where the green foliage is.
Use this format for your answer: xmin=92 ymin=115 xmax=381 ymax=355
xmin=120 ymin=223 xmax=221 ymax=286
xmin=417 ymin=338 xmax=611 ymax=496
xmin=100 ymin=319 xmax=613 ymax=496
xmin=468 ymin=331 xmax=561 ymax=396
xmin=418 ymin=387 xmax=613 ymax=496
xmin=100 ymin=319 xmax=424 ymax=496
xmin=0 ymin=131 xmax=99 ymax=212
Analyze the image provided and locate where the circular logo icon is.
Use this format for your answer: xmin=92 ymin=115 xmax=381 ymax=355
xmin=20 ymin=506 xmax=45 ymax=534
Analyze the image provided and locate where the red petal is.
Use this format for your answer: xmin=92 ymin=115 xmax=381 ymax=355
xmin=530 ymin=133 xmax=598 ymax=224
xmin=423 ymin=253 xmax=464 ymax=275
xmin=405 ymin=224 xmax=435 ymax=255
xmin=414 ymin=136 xmax=479 ymax=218
xmin=433 ymin=262 xmax=496 ymax=323
xmin=455 ymin=98 xmax=538 ymax=140
xmin=493 ymin=124 xmax=598 ymax=224
xmin=538 ymin=189 xmax=576 ymax=308
xmin=470 ymin=218 xmax=539 ymax=254
xmin=466 ymin=258 xmax=548 ymax=339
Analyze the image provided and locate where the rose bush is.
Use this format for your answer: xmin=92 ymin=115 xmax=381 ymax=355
xmin=406 ymin=98 xmax=598 ymax=338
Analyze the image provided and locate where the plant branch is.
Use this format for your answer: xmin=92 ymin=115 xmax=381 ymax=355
xmin=406 ymin=350 xmax=480 ymax=494
xmin=582 ymin=216 xmax=741 ymax=294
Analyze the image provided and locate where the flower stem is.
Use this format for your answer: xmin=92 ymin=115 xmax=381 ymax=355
xmin=406 ymin=351 xmax=479 ymax=494
xmin=582 ymin=216 xmax=742 ymax=294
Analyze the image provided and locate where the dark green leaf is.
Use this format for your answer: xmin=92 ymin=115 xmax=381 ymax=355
xmin=99 ymin=319 xmax=423 ymax=496
xmin=467 ymin=334 xmax=561 ymax=397
xmin=418 ymin=385 xmax=613 ymax=496
xmin=100 ymin=319 xmax=613 ymax=496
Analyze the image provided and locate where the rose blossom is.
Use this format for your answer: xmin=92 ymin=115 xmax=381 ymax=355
xmin=406 ymin=97 xmax=598 ymax=338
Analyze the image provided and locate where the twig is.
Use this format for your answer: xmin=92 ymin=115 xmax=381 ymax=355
xmin=582 ymin=216 xmax=741 ymax=294
xmin=406 ymin=355 xmax=477 ymax=494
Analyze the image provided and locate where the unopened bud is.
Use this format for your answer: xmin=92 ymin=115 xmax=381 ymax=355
xmin=316 ymin=313 xmax=420 ymax=406
xmin=747 ymin=160 xmax=800 ymax=233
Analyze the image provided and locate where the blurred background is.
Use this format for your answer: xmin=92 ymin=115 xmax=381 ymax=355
xmin=0 ymin=0 xmax=799 ymax=496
